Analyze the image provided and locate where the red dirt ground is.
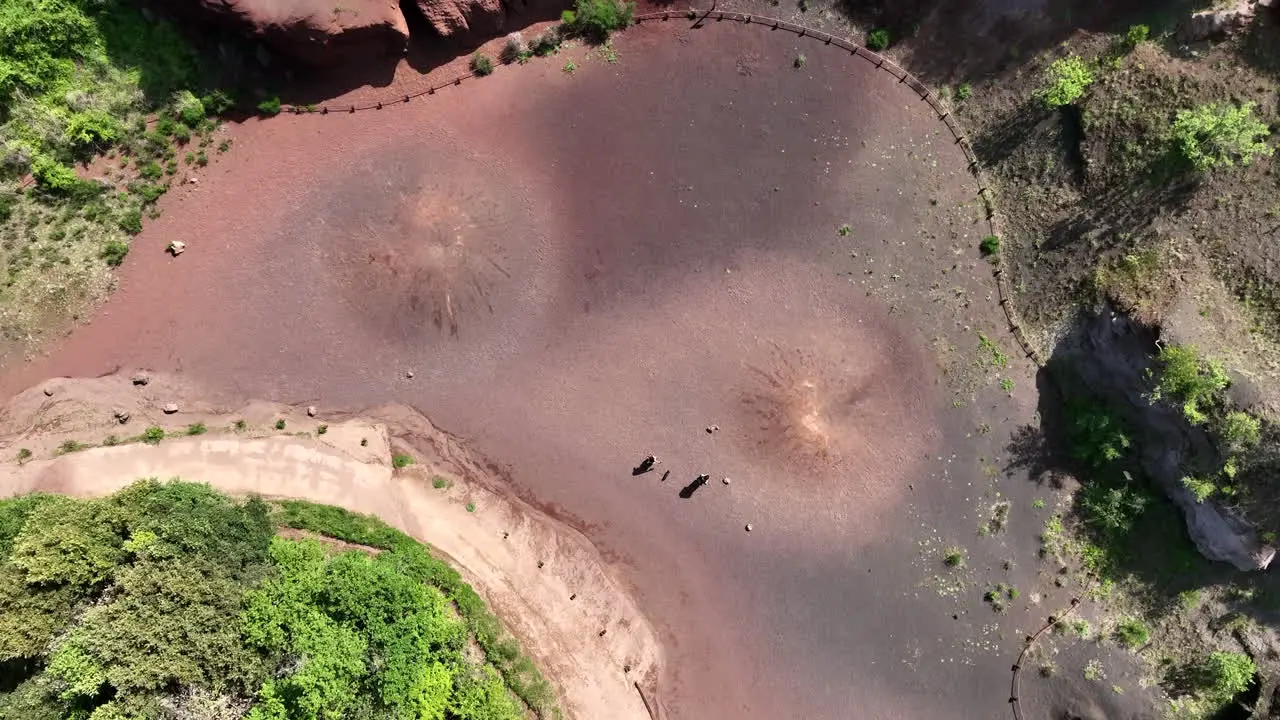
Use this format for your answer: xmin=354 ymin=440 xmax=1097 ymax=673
xmin=0 ymin=18 xmax=1154 ymax=720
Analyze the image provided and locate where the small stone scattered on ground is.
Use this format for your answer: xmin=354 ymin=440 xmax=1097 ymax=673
xmin=131 ymin=372 xmax=149 ymax=386
xmin=42 ymin=387 xmax=53 ymax=397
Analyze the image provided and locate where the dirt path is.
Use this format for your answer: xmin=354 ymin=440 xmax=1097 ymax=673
xmin=0 ymin=374 xmax=659 ymax=720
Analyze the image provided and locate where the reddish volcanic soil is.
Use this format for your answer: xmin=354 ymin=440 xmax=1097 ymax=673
xmin=0 ymin=17 xmax=1149 ymax=720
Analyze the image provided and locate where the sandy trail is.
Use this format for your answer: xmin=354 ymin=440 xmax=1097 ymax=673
xmin=0 ymin=375 xmax=659 ymax=720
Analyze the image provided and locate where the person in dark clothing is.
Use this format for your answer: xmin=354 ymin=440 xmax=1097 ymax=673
xmin=632 ymin=454 xmax=659 ymax=475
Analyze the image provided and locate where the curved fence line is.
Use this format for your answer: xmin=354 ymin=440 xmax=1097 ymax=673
xmin=247 ymin=10 xmax=1040 ymax=365
xmin=1009 ymin=597 xmax=1082 ymax=719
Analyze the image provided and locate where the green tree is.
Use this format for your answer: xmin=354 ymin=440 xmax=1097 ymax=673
xmin=106 ymin=480 xmax=273 ymax=574
xmin=1172 ymin=102 xmax=1272 ymax=171
xmin=449 ymin=665 xmax=523 ymax=720
xmin=45 ymin=635 xmax=107 ymax=700
xmin=73 ymin=560 xmax=267 ymax=696
xmin=10 ymin=497 xmax=124 ymax=587
xmin=408 ymin=662 xmax=454 ymax=720
xmin=0 ymin=493 xmax=58 ymax=561
xmin=0 ymin=564 xmax=79 ymax=661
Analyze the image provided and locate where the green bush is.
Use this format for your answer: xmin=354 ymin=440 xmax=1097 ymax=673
xmin=100 ymin=240 xmax=128 ymax=267
xmin=392 ymin=454 xmax=415 ymax=469
xmin=185 ymin=423 xmax=206 ymax=436
xmin=1038 ymin=56 xmax=1094 ymax=108
xmin=979 ymin=235 xmax=1000 ymax=256
xmin=1182 ymin=475 xmax=1217 ymax=503
xmin=1172 ymin=102 xmax=1272 ymax=171
xmin=142 ymin=426 xmax=164 ymax=444
xmin=533 ymin=28 xmax=562 ymax=56
xmin=565 ymin=0 xmax=634 ymax=43
xmin=955 ymin=83 xmax=972 ymax=100
xmin=1066 ymin=401 xmax=1131 ymax=467
xmin=171 ymin=90 xmax=205 ymax=126
xmin=1113 ymin=617 xmax=1149 ymax=649
xmin=64 ymin=109 xmax=122 ymax=150
xmin=118 ymin=208 xmax=143 ymax=235
xmin=1196 ymin=652 xmax=1256 ymax=702
xmin=1219 ymin=411 xmax=1261 ymax=454
xmin=31 ymin=156 xmax=80 ymax=192
xmin=471 ymin=52 xmax=494 ymax=77
xmin=1124 ymin=24 xmax=1149 ymax=50
xmin=257 ymin=96 xmax=281 ymax=116
xmin=1150 ymin=344 xmax=1228 ymax=425
xmin=866 ymin=29 xmax=890 ymax=51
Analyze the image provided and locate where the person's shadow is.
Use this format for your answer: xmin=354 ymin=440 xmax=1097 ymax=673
xmin=679 ymin=475 xmax=710 ymax=499
xmin=632 ymin=458 xmax=656 ymax=476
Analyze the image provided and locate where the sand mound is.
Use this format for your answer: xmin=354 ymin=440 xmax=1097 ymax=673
xmin=308 ymin=140 xmax=548 ymax=342
xmin=0 ymin=373 xmax=661 ymax=720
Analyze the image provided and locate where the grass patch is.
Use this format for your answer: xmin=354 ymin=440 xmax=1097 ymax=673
xmin=431 ymin=476 xmax=450 ymax=489
xmin=15 ymin=448 xmax=30 ymax=462
xmin=316 ymin=424 xmax=328 ymax=435
xmin=1113 ymin=617 xmax=1150 ymax=650
xmin=142 ymin=426 xmax=165 ymax=444
xmin=392 ymin=454 xmax=415 ymax=469
xmin=185 ymin=422 xmax=206 ymax=436
xmin=274 ymin=419 xmax=286 ymax=430
xmin=55 ymin=439 xmax=88 ymax=456
xmin=466 ymin=502 xmax=476 ymax=513
xmin=942 ymin=547 xmax=965 ymax=568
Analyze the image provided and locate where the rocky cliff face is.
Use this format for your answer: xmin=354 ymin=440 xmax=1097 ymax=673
xmin=414 ymin=0 xmax=506 ymax=37
xmin=164 ymin=0 xmax=409 ymax=65
xmin=162 ymin=0 xmax=511 ymax=67
xmin=1052 ymin=309 xmax=1275 ymax=572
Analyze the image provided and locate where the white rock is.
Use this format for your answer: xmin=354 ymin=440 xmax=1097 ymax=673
xmin=306 ymin=406 xmax=317 ymax=417
xmin=162 ymin=403 xmax=179 ymax=414
xmin=167 ymin=240 xmax=186 ymax=256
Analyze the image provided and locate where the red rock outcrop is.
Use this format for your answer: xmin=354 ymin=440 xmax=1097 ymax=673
xmin=413 ymin=0 xmax=506 ymax=37
xmin=171 ymin=0 xmax=410 ymax=66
